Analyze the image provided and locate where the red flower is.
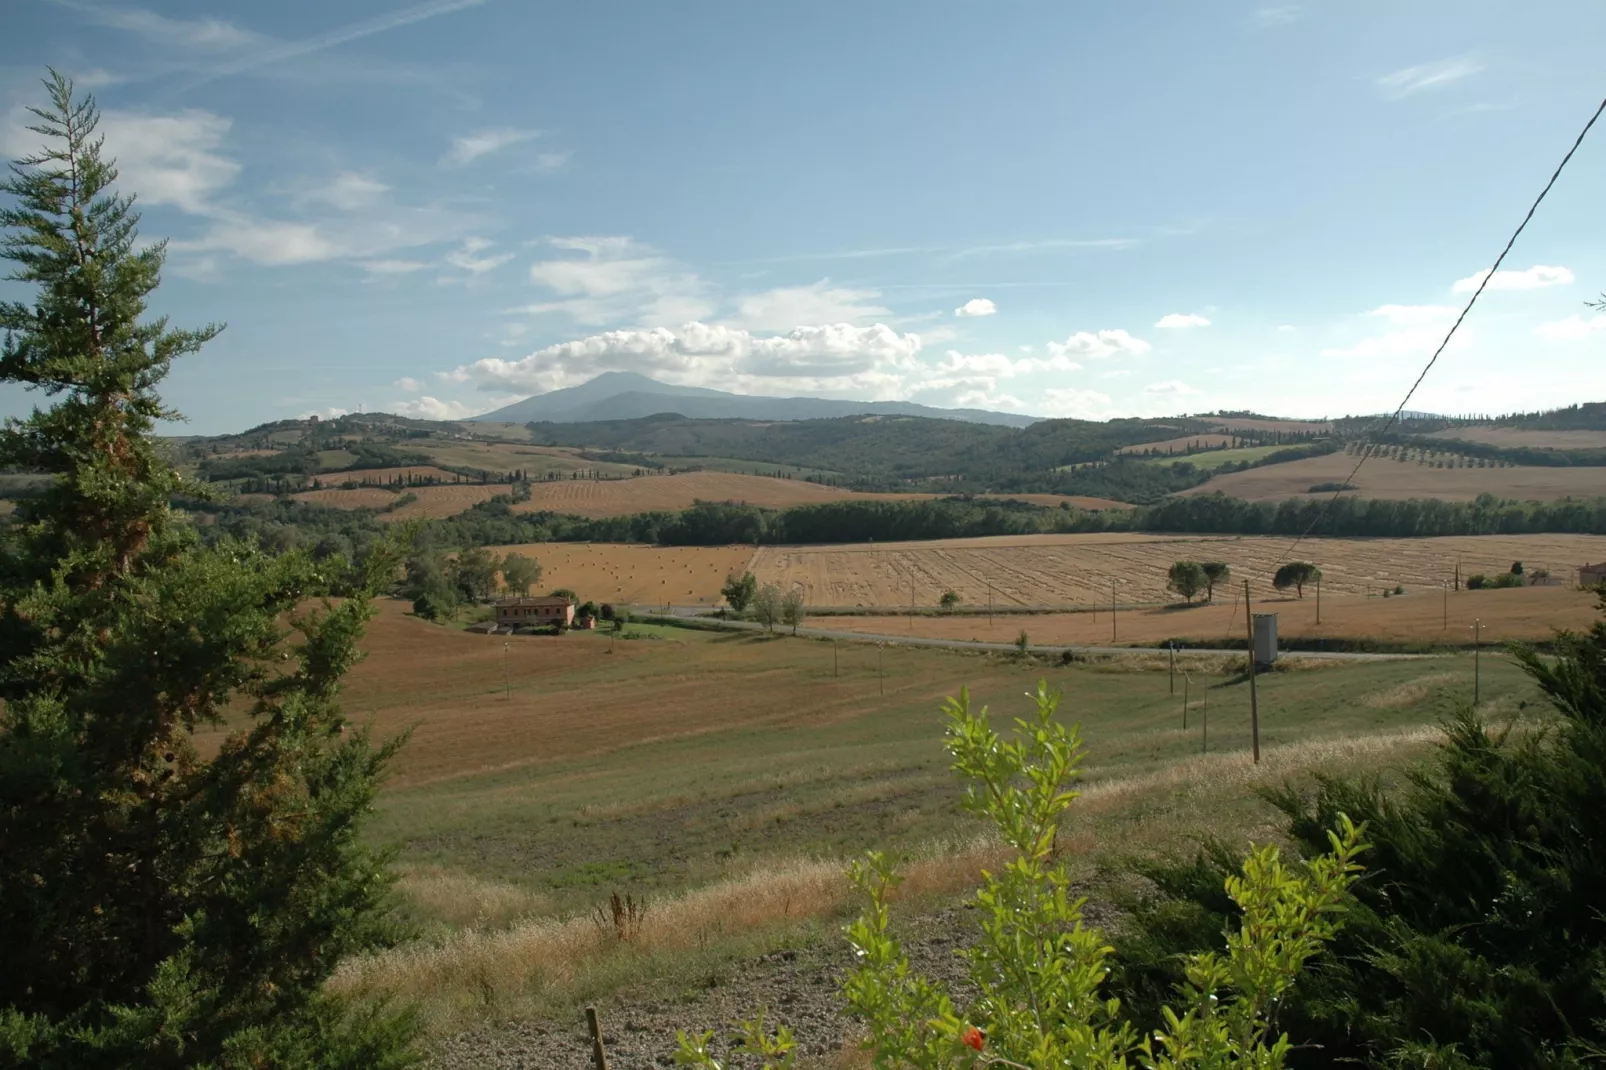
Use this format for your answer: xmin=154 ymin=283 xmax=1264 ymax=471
xmin=961 ymin=1026 xmax=985 ymax=1052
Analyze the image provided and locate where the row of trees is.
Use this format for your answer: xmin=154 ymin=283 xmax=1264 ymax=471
xmin=721 ymin=570 xmax=806 ymax=633
xmin=405 ymin=547 xmax=541 ymax=620
xmin=1166 ymin=560 xmax=1322 ymax=603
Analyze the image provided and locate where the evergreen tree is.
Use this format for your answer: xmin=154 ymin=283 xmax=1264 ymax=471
xmin=0 ymin=73 xmax=416 ymax=1068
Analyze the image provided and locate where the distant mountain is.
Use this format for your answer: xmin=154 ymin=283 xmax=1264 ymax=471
xmin=470 ymin=371 xmax=1037 ymax=428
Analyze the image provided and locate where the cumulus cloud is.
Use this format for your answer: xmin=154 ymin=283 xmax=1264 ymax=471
xmin=306 ymin=171 xmax=389 ymax=210
xmin=443 ymin=127 xmax=540 ymax=167
xmin=522 ymin=236 xmax=713 ymax=326
xmin=1452 ymin=264 xmax=1574 ymax=293
xmin=394 ymin=376 xmax=422 ymax=392
xmin=1144 ymin=380 xmax=1199 ymax=396
xmin=1041 ymin=388 xmax=1116 ymax=419
xmin=1155 ymin=313 xmax=1210 ymax=329
xmin=1367 ymin=304 xmax=1456 ymax=324
xmin=391 ymin=396 xmax=485 ymax=420
xmin=1047 ymin=329 xmax=1151 ymax=360
xmin=448 ymin=322 xmax=926 ymax=397
xmin=96 ymin=109 xmax=241 ymax=215
xmin=954 ymin=297 xmax=997 ymax=317
xmin=1376 ymin=55 xmax=1483 ymax=99
xmin=1533 ymin=313 xmax=1606 ymax=342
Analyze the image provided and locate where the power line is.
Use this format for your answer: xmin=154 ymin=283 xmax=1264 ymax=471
xmin=1261 ymin=94 xmax=1606 ymax=581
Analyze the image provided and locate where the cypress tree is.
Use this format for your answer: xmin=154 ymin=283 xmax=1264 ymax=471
xmin=0 ymin=73 xmax=416 ymax=1067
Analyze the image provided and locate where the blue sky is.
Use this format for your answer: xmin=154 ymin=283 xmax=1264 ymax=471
xmin=2 ymin=0 xmax=1603 ymax=434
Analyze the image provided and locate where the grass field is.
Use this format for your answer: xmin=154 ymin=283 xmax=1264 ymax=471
xmin=1424 ymin=426 xmax=1606 ymax=449
xmin=486 ymin=541 xmax=755 ymax=605
xmin=292 ymin=483 xmax=514 ymax=519
xmin=1184 ymin=450 xmax=1606 ymax=501
xmin=1142 ymin=444 xmax=1294 ymax=471
xmin=411 ymin=439 xmax=639 ymax=478
xmin=819 ymin=584 xmax=1599 ymax=648
xmin=747 ymin=531 xmax=1606 ymax=607
xmin=311 ymin=598 xmax=1544 ymax=1032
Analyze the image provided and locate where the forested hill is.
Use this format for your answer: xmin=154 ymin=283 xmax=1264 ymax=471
xmin=523 ymin=412 xmax=1233 ymax=482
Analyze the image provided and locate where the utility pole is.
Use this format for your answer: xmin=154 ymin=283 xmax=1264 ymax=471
xmin=1244 ymin=579 xmax=1260 ymax=764
xmin=502 ymin=641 xmax=510 ymax=700
xmin=1169 ymin=642 xmax=1175 ymax=695
xmin=1111 ymin=581 xmax=1117 ymax=642
xmin=1442 ymin=580 xmax=1448 ymax=630
xmin=1472 ymin=618 xmax=1483 ymax=705
xmin=1315 ymin=571 xmax=1321 ymax=626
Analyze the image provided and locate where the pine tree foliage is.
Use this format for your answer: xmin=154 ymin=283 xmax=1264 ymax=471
xmin=0 ymin=72 xmax=416 ymax=1068
xmin=1110 ymin=591 xmax=1606 ymax=1068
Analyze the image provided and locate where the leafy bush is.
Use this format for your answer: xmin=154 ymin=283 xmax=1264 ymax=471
xmin=675 ymin=683 xmax=1366 ymax=1068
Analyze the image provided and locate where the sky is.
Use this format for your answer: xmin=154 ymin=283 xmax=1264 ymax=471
xmin=2 ymin=0 xmax=1604 ymax=435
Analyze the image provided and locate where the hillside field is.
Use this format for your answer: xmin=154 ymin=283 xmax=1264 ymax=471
xmin=487 ymin=541 xmax=755 ymax=606
xmin=1424 ymin=426 xmax=1606 ymax=449
xmin=1185 ymin=450 xmax=1606 ymax=501
xmin=746 ymin=531 xmax=1606 ymax=608
xmin=308 ymin=598 xmax=1543 ymax=1046
xmin=820 ymin=583 xmax=1599 ymax=648
xmin=293 ymin=483 xmax=514 ymax=519
xmin=1116 ymin=433 xmax=1236 ymax=454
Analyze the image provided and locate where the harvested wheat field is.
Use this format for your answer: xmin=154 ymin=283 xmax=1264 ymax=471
xmin=1424 ymin=426 xmax=1606 ymax=449
xmin=749 ymin=531 xmax=1606 ymax=607
xmin=485 ymin=541 xmax=754 ymax=606
xmin=292 ymin=483 xmax=513 ymax=519
xmin=1185 ymin=451 xmax=1606 ymax=501
xmin=821 ymin=583 xmax=1599 ymax=648
xmin=1117 ymin=433 xmax=1237 ymax=455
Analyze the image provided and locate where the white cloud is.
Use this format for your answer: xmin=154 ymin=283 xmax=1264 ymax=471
xmin=447 ymin=321 xmax=926 ymax=396
xmin=954 ymin=297 xmax=997 ymax=318
xmin=1144 ymin=380 xmax=1199 ymax=396
xmin=521 ymin=236 xmax=713 ymax=326
xmin=443 ymin=127 xmax=540 ymax=167
xmin=1366 ymin=304 xmax=1456 ymax=325
xmin=1155 ymin=312 xmax=1210 ymax=329
xmin=300 ymin=406 xmax=350 ymax=419
xmin=307 ymin=171 xmax=389 ymax=210
xmin=444 ymin=236 xmax=513 ymax=275
xmin=1321 ymin=326 xmax=1473 ymax=360
xmin=1533 ymin=313 xmax=1606 ymax=342
xmin=530 ymin=151 xmax=572 ymax=174
xmin=1040 ymin=388 xmax=1116 ymax=419
xmin=181 ymin=219 xmax=338 ymax=265
xmin=1452 ymin=264 xmax=1574 ymax=293
xmin=97 ymin=109 xmax=241 ymax=215
xmin=1018 ymin=344 xmax=1034 ymax=353
xmin=392 ymin=395 xmax=484 ymax=420
xmin=363 ymin=258 xmax=428 ymax=275
xmin=1251 ymin=5 xmax=1304 ymax=27
xmin=394 ymin=377 xmax=422 ymax=392
xmin=729 ymin=280 xmax=890 ymax=332
xmin=1376 ymin=55 xmax=1483 ymax=99
xmin=65 ymin=4 xmax=262 ymax=50
xmin=1047 ymin=329 xmax=1151 ymax=360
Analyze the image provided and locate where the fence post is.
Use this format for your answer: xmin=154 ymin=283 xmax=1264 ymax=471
xmin=1244 ymin=579 xmax=1260 ymax=765
xmin=586 ymin=1006 xmax=609 ymax=1070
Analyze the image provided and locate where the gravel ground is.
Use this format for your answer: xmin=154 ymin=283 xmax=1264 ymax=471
xmin=428 ymin=908 xmax=979 ymax=1070
xmin=429 ymin=897 xmax=1123 ymax=1070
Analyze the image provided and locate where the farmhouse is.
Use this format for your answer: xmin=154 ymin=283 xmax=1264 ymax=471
xmin=495 ymin=595 xmax=575 ymax=629
xmin=1582 ymin=562 xmax=1606 ymax=589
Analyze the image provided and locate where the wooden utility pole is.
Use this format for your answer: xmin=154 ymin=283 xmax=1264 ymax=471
xmin=586 ymin=1006 xmax=609 ymax=1070
xmin=502 ymin=641 xmax=510 ymax=700
xmin=1244 ymin=579 xmax=1260 ymax=764
xmin=1315 ymin=571 xmax=1321 ymax=626
xmin=1182 ymin=672 xmax=1189 ymax=729
xmin=1169 ymin=643 xmax=1175 ymax=694
xmin=1472 ymin=618 xmax=1483 ymax=705
xmin=1111 ymin=581 xmax=1117 ymax=642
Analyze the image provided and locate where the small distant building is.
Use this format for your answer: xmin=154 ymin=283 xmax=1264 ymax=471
xmin=495 ymin=596 xmax=575 ymax=629
xmin=1582 ymin=562 xmax=1606 ymax=589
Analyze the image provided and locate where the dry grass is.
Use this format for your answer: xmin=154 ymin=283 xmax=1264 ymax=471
xmin=1183 ymin=451 xmax=1606 ymax=502
xmin=291 ymin=483 xmax=512 ymax=519
xmin=1117 ymin=433 xmax=1237 ymax=455
xmin=484 ymin=540 xmax=754 ymax=606
xmin=510 ymin=472 xmax=949 ymax=519
xmin=1424 ymin=427 xmax=1606 ymax=450
xmin=395 ymin=867 xmax=556 ymax=931
xmin=749 ymin=531 xmax=1606 ymax=608
xmin=331 ymin=837 xmax=1006 ymax=1029
xmin=816 ymin=584 xmax=1599 ymax=646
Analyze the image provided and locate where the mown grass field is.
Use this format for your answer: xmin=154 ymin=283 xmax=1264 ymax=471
xmin=1116 ymin=433 xmax=1236 ymax=455
xmin=312 ymin=599 xmax=1545 ymax=1033
xmin=1141 ymin=444 xmax=1298 ymax=471
xmin=1184 ymin=450 xmax=1606 ymax=501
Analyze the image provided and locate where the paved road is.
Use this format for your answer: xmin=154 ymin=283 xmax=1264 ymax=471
xmin=641 ymin=609 xmax=1438 ymax=662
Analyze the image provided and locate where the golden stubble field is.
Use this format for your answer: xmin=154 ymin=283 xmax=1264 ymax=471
xmin=292 ymin=483 xmax=514 ymax=519
xmin=1424 ymin=427 xmax=1606 ymax=449
xmin=747 ymin=532 xmax=1606 ymax=607
xmin=487 ymin=541 xmax=755 ymax=606
xmin=1185 ymin=451 xmax=1606 ymax=502
xmin=823 ymin=584 xmax=1601 ymax=648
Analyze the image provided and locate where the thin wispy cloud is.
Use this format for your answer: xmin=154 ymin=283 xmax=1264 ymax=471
xmin=444 ymin=127 xmax=541 ymax=167
xmin=47 ymin=1 xmax=263 ymax=50
xmin=174 ymin=0 xmax=493 ymax=90
xmin=1375 ymin=55 xmax=1483 ymax=100
xmin=1250 ymin=6 xmax=1304 ymax=28
xmin=943 ymin=236 xmax=1137 ymax=260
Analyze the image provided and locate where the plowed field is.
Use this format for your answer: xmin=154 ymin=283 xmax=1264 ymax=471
xmin=748 ymin=532 xmax=1606 ymax=607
